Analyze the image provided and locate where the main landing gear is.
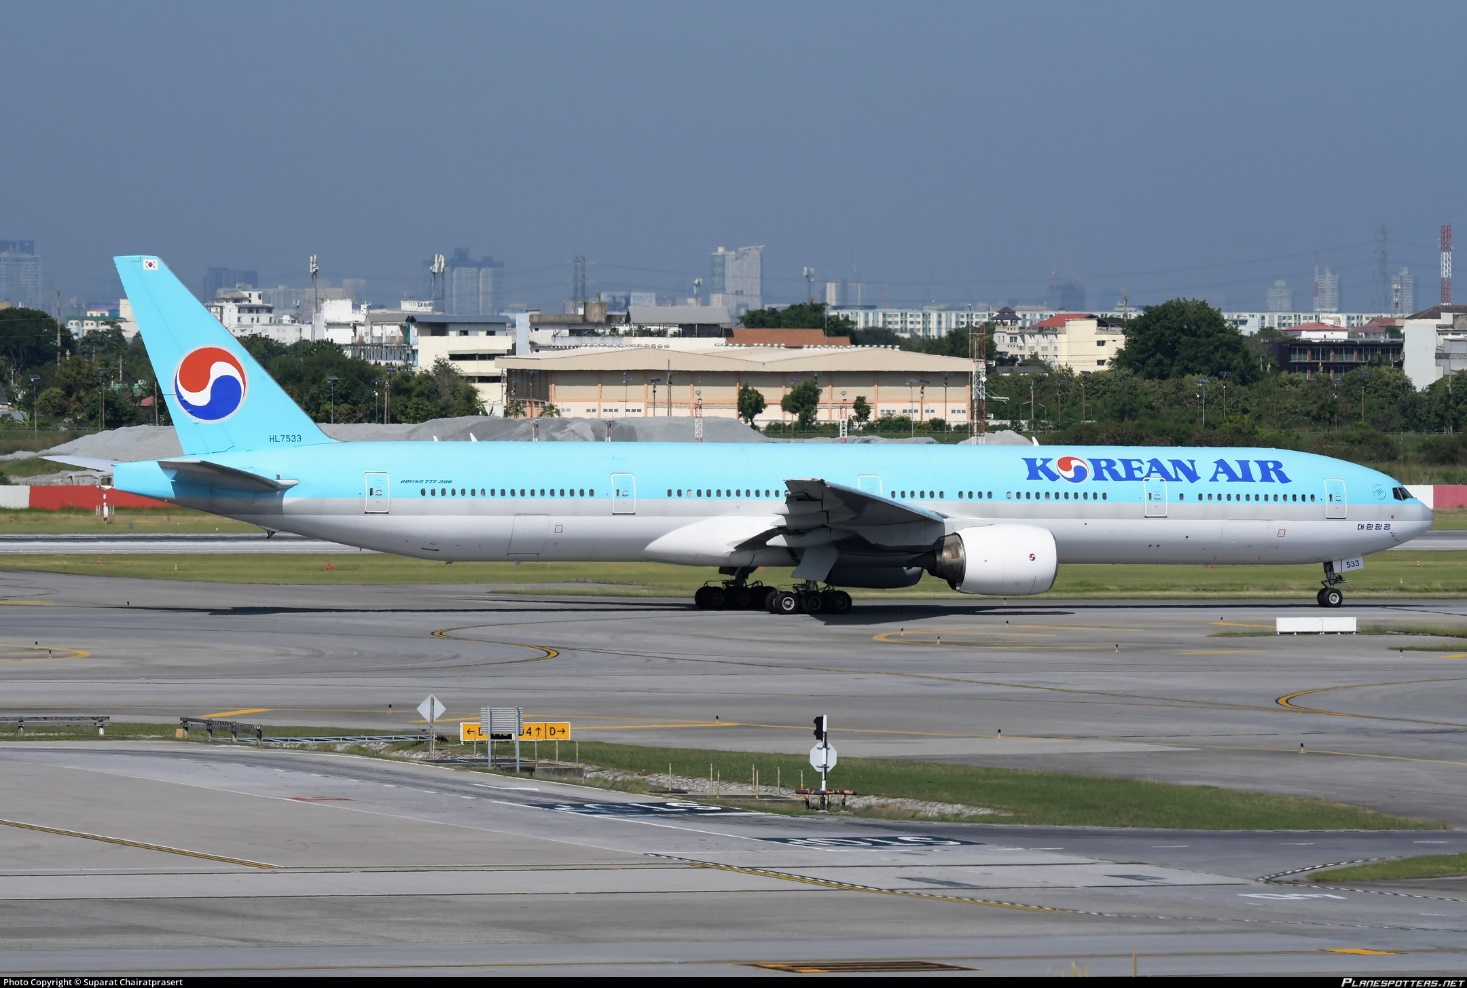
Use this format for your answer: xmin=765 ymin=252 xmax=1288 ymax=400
xmin=692 ymin=575 xmax=852 ymax=614
xmin=764 ymin=583 xmax=853 ymax=616
xmin=1316 ymin=561 xmax=1345 ymax=608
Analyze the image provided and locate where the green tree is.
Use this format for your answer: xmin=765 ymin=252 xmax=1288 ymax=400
xmin=850 ymin=395 xmax=871 ymax=424
xmin=737 ymin=384 xmax=766 ymax=424
xmin=1113 ymin=298 xmax=1257 ymax=384
xmin=740 ymin=302 xmax=854 ymax=335
xmin=0 ymin=307 xmax=66 ymax=372
xmin=78 ymin=322 xmax=128 ymax=362
xmin=780 ymin=379 xmax=822 ymax=429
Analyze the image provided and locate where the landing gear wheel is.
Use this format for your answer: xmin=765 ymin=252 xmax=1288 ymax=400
xmin=730 ymin=587 xmax=753 ymax=610
xmin=693 ymin=586 xmax=714 ymax=610
xmin=824 ymin=590 xmax=852 ymax=614
xmin=801 ymin=591 xmax=825 ymax=614
xmin=773 ymin=590 xmax=803 ymax=615
xmin=1322 ymin=587 xmax=1343 ymax=607
xmin=705 ymin=586 xmax=727 ymax=610
xmin=756 ymin=586 xmax=777 ymax=611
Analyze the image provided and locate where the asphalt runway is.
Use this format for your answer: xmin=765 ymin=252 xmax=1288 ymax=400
xmin=2 ymin=569 xmax=1467 ymax=975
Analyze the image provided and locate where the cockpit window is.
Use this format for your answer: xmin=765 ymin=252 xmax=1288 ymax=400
xmin=1392 ymin=486 xmax=1412 ymax=501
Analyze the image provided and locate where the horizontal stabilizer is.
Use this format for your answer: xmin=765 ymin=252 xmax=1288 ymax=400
xmin=158 ymin=459 xmax=298 ymax=493
xmin=43 ymin=454 xmax=118 ymax=472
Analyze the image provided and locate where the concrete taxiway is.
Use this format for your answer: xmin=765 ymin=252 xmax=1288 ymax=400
xmin=1 ymin=569 xmax=1466 ymax=975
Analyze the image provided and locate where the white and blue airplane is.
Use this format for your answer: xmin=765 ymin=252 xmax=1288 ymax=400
xmin=79 ymin=255 xmax=1433 ymax=614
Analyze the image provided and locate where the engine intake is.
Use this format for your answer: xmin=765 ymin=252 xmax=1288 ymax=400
xmin=930 ymin=525 xmax=1058 ymax=596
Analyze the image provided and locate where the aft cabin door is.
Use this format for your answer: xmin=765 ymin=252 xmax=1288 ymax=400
xmin=364 ymin=472 xmax=390 ymax=514
xmin=1143 ymin=476 xmax=1167 ymax=517
xmin=1324 ymin=478 xmax=1347 ymax=519
xmin=858 ymin=474 xmax=883 ymax=495
xmin=611 ymin=473 xmax=636 ymax=515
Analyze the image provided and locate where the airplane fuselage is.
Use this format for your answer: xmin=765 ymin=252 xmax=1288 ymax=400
xmin=114 ymin=440 xmax=1431 ymax=569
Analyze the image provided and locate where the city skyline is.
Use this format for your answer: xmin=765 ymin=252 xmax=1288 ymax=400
xmin=3 ymin=2 xmax=1461 ymax=315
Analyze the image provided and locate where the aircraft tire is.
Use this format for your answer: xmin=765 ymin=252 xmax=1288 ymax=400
xmin=730 ymin=587 xmax=753 ymax=610
xmin=1323 ymin=587 xmax=1343 ymax=607
xmin=802 ymin=591 xmax=825 ymax=614
xmin=825 ymin=590 xmax=852 ymax=614
xmin=706 ymin=587 xmax=728 ymax=610
xmin=773 ymin=590 xmax=802 ymax=615
xmin=694 ymin=586 xmax=713 ymax=610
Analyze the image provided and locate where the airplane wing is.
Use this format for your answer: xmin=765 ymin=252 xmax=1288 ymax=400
xmin=780 ymin=478 xmax=946 ymax=531
xmin=157 ymin=459 xmax=299 ymax=493
xmin=770 ymin=479 xmax=949 ymax=582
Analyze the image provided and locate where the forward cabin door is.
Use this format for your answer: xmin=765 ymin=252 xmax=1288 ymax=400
xmin=611 ymin=472 xmax=636 ymax=515
xmin=858 ymin=474 xmax=883 ymax=495
xmin=1142 ymin=476 xmax=1168 ymax=517
xmin=1324 ymin=478 xmax=1347 ymax=519
xmin=364 ymin=472 xmax=390 ymax=514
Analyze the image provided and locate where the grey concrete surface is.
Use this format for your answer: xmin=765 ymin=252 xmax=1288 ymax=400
xmin=1 ymin=571 xmax=1466 ymax=975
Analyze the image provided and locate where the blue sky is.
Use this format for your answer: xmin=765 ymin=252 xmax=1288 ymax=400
xmin=6 ymin=1 xmax=1463 ymax=312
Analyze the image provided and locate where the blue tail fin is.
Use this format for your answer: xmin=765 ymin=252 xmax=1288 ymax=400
xmin=116 ymin=255 xmax=331 ymax=455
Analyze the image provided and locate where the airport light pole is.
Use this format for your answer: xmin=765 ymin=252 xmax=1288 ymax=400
xmin=1218 ymin=369 xmax=1231 ymax=422
xmin=327 ymin=375 xmax=339 ymax=424
xmin=1195 ymin=378 xmax=1209 ymax=428
xmin=95 ymin=374 xmax=107 ymax=433
xmin=30 ymin=374 xmax=40 ymax=440
xmin=906 ymin=379 xmax=917 ymax=435
xmin=1359 ymin=369 xmax=1369 ymax=425
xmin=1078 ymin=378 xmax=1086 ymax=425
xmin=650 ymin=377 xmax=660 ymax=417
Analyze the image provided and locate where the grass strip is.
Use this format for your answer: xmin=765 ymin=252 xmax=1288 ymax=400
xmin=1308 ymin=852 xmax=1467 ymax=882
xmin=505 ymin=740 xmax=1436 ymax=830
xmin=0 ymin=727 xmax=1436 ymax=830
xmin=5 ymin=550 xmax=1467 ymax=598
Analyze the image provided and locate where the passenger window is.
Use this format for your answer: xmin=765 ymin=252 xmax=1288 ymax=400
xmin=420 ymin=489 xmax=426 ymax=497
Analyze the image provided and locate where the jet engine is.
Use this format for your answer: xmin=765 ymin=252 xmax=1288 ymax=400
xmin=929 ymin=525 xmax=1058 ymax=596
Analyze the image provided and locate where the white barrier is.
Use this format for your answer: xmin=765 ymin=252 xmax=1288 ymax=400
xmin=0 ymin=487 xmax=30 ymax=509
xmin=1276 ymin=616 xmax=1357 ymax=634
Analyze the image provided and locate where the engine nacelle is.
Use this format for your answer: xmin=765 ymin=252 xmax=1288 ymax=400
xmin=929 ymin=524 xmax=1058 ymax=596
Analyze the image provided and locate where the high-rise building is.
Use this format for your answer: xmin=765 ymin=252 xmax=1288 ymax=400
xmin=1315 ymin=266 xmax=1340 ymax=313
xmin=0 ymin=240 xmax=44 ymax=310
xmin=200 ymin=266 xmax=258 ymax=302
xmin=1045 ymin=275 xmax=1085 ymax=312
xmin=709 ymin=245 xmax=763 ymax=319
xmin=1266 ymin=279 xmax=1293 ymax=312
xmin=1392 ymin=267 xmax=1415 ymax=316
xmin=444 ymin=248 xmax=504 ymax=316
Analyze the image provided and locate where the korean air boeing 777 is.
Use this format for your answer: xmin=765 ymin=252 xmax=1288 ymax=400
xmin=83 ymin=256 xmax=1433 ymax=614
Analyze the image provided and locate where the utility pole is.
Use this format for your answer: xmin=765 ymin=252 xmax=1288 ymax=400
xmin=56 ymin=288 xmax=62 ymax=364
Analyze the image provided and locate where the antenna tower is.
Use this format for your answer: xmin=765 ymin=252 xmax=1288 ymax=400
xmin=1376 ymin=224 xmax=1390 ymax=311
xmin=1443 ymin=223 xmax=1454 ymax=305
xmin=572 ymin=253 xmax=586 ymax=307
xmin=803 ymin=266 xmax=815 ymax=302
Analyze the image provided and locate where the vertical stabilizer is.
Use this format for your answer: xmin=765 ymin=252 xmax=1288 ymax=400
xmin=115 ymin=255 xmax=331 ymax=455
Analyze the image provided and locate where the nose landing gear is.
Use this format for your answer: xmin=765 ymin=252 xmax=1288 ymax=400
xmin=1316 ymin=561 xmax=1346 ymax=607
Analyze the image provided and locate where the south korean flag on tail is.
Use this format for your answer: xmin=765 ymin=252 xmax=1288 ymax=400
xmin=142 ymin=259 xmax=159 ymax=271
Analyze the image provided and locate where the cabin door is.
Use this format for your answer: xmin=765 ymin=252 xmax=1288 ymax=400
xmin=1142 ymin=476 xmax=1168 ymax=518
xmin=611 ymin=473 xmax=636 ymax=515
xmin=858 ymin=474 xmax=883 ymax=495
xmin=1324 ymin=479 xmax=1347 ymax=519
xmin=364 ymin=472 xmax=390 ymax=514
